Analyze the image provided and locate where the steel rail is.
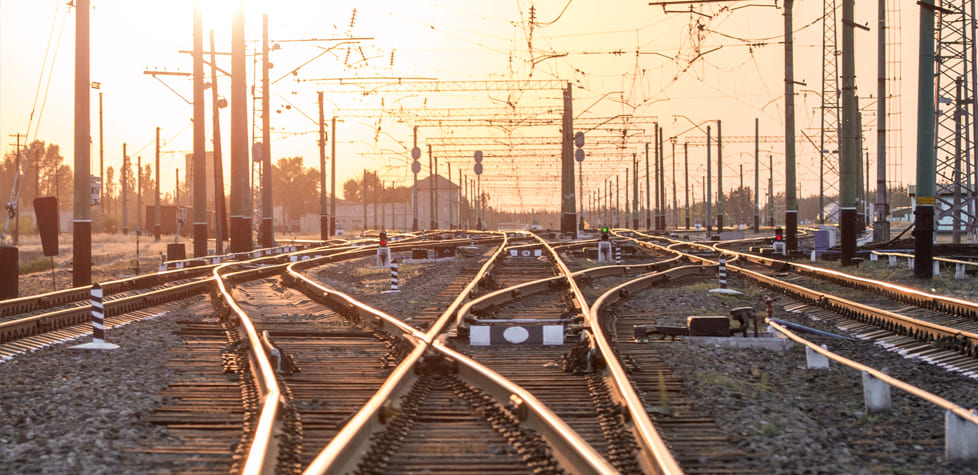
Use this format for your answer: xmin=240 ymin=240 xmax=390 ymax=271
xmin=455 ymin=258 xmax=683 ymax=329
xmin=589 ymin=264 xmax=723 ymax=475
xmin=766 ymin=319 xmax=978 ymax=456
xmin=535 ymin=232 xmax=686 ymax=475
xmin=212 ymin=261 xmax=285 ymax=475
xmin=0 ymin=243 xmax=314 ymax=317
xmin=629 ymin=230 xmax=978 ymax=358
xmin=294 ymin=232 xmax=621 ymax=474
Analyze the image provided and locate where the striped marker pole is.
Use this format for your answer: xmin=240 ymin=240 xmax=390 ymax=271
xmin=71 ymin=283 xmax=119 ymax=350
xmin=389 ymin=258 xmax=400 ymax=292
xmin=614 ymin=243 xmax=621 ymax=265
xmin=718 ymin=258 xmax=727 ymax=289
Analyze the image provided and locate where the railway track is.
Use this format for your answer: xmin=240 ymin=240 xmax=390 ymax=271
xmin=9 ymin=227 xmax=976 ymax=473
xmin=627 ymin=231 xmax=978 ymax=375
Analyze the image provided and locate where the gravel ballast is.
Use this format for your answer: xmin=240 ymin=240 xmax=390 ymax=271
xmin=625 ymin=276 xmax=978 ymax=474
xmin=0 ymin=301 xmax=210 ymax=474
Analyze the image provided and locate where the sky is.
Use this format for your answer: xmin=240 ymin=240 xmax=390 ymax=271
xmin=0 ymin=0 xmax=923 ymax=213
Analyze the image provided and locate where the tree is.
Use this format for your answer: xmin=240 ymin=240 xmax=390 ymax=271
xmin=272 ymin=157 xmax=319 ymax=226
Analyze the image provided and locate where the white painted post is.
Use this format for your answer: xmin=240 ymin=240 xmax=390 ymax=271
xmin=956 ymin=263 xmax=966 ymax=280
xmin=870 ymin=252 xmax=878 ymax=262
xmin=806 ymin=345 xmax=829 ymax=369
xmin=811 ymin=250 xmax=817 ymax=262
xmin=945 ymin=409 xmax=978 ymax=461
xmin=889 ymin=255 xmax=897 ymax=267
xmin=933 ymin=261 xmax=941 ymax=277
xmin=862 ymin=371 xmax=891 ymax=413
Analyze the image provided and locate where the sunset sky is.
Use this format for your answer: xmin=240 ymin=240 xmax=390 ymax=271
xmin=0 ymin=0 xmax=921 ymax=213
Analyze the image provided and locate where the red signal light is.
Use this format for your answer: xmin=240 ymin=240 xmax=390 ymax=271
xmin=380 ymin=240 xmax=387 ymax=247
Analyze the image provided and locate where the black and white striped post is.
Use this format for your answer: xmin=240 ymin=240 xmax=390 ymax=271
xmin=718 ymin=258 xmax=727 ymax=289
xmin=614 ymin=243 xmax=621 ymax=265
xmin=387 ymin=258 xmax=400 ymax=293
xmin=71 ymin=283 xmax=119 ymax=350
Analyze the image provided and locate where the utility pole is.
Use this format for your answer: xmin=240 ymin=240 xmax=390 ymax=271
xmin=654 ymin=130 xmax=660 ymax=230
xmin=230 ymin=0 xmax=250 ymax=252
xmin=874 ymin=0 xmax=890 ymax=243
xmin=155 ymin=127 xmax=161 ymax=241
xmin=717 ymin=120 xmax=724 ymax=231
xmin=615 ymin=174 xmax=620 ymax=227
xmin=684 ymin=142 xmax=690 ymax=229
xmin=632 ymin=153 xmax=639 ymax=229
xmin=434 ymin=155 xmax=439 ymax=229
xmin=10 ymin=133 xmax=25 ymax=245
xmin=72 ymin=0 xmax=92 ymax=286
xmin=840 ymin=0 xmax=859 ymax=266
xmin=362 ymin=169 xmax=368 ymax=232
xmin=428 ymin=145 xmax=435 ymax=230
xmin=645 ymin=141 xmax=651 ymax=229
xmin=914 ymin=0 xmax=936 ymax=277
xmin=672 ymin=139 xmax=677 ymax=229
xmin=769 ymin=154 xmax=775 ymax=226
xmin=330 ymin=117 xmax=336 ymax=237
xmin=785 ymin=0 xmax=799 ymax=251
xmin=98 ymin=92 xmax=104 ymax=207
xmin=754 ymin=119 xmax=760 ymax=232
xmin=209 ymin=29 xmax=226 ymax=254
xmin=412 ymin=126 xmax=419 ymax=232
xmin=626 ymin=167 xmax=631 ymax=228
xmin=122 ymin=144 xmax=128 ymax=235
xmin=192 ymin=0 xmax=208 ymax=256
xmin=318 ymin=92 xmax=328 ymax=240
xmin=706 ymin=125 xmax=712 ymax=236
xmin=560 ymin=82 xmax=576 ymax=237
xmin=137 ymin=155 xmax=142 ymax=233
xmin=260 ymin=13 xmax=274 ymax=248
xmin=658 ymin=127 xmax=666 ymax=230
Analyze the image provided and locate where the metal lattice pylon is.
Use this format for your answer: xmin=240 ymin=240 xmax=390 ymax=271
xmin=820 ymin=0 xmax=841 ymax=223
xmin=934 ymin=0 xmax=977 ymax=234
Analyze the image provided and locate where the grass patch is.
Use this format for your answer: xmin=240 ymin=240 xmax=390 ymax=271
xmin=20 ymin=255 xmax=55 ymax=275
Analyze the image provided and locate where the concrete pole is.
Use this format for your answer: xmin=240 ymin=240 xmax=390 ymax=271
xmin=330 ymin=117 xmax=336 ymax=236
xmin=645 ymin=141 xmax=651 ymax=229
xmin=717 ymin=120 xmax=724 ymax=231
xmin=260 ymin=14 xmax=274 ymax=248
xmin=412 ymin=127 xmax=419 ymax=231
xmin=561 ymin=82 xmax=576 ymax=237
xmin=122 ymin=144 xmax=128 ymax=235
xmin=363 ymin=169 xmax=368 ymax=232
xmin=615 ymin=174 xmax=620 ymax=227
xmin=684 ymin=142 xmax=690 ymax=229
xmin=428 ymin=145 xmax=435 ymax=230
xmin=209 ymin=29 xmax=226 ymax=254
xmin=754 ymin=118 xmax=760 ymax=232
xmin=319 ymin=92 xmax=328 ymax=240
xmin=785 ymin=0 xmax=799 ymax=251
xmin=192 ymin=0 xmax=208 ymax=256
xmin=154 ymin=127 xmax=161 ymax=241
xmin=658 ymin=127 xmax=666 ymax=230
xmin=654 ymin=129 xmax=660 ymax=230
xmin=72 ymin=0 xmax=92 ymax=286
xmin=914 ymin=0 xmax=936 ymax=277
xmin=632 ymin=153 xmax=639 ymax=229
xmin=706 ymin=126 xmax=712 ymax=236
xmin=230 ymin=0 xmax=250 ymax=252
xmin=434 ymin=155 xmax=439 ymax=229
xmin=874 ymin=0 xmax=890 ymax=243
xmin=769 ymin=154 xmax=775 ymax=226
xmin=672 ymin=139 xmax=677 ymax=229
xmin=625 ymin=167 xmax=630 ymax=228
xmin=840 ymin=0 xmax=859 ymax=266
